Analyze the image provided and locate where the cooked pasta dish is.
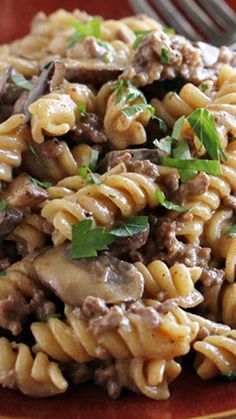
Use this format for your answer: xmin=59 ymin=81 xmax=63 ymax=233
xmin=0 ymin=8 xmax=235 ymax=400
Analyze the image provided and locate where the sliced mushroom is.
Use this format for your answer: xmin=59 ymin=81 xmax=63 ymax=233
xmin=64 ymin=59 xmax=124 ymax=86
xmin=34 ymin=245 xmax=144 ymax=305
xmin=0 ymin=66 xmax=12 ymax=100
xmin=110 ymin=227 xmax=149 ymax=258
xmin=0 ymin=209 xmax=24 ymax=239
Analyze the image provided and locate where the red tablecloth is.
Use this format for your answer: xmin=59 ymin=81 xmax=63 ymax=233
xmin=0 ymin=0 xmax=235 ymax=43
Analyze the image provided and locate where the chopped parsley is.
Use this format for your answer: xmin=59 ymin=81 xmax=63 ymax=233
xmin=160 ymin=47 xmax=170 ymax=64
xmin=68 ymin=17 xmax=101 ymax=47
xmin=164 ymin=27 xmax=175 ymax=35
xmin=199 ymin=83 xmax=208 ymax=93
xmin=153 ymin=136 xmax=173 ymax=154
xmin=79 ymin=165 xmax=101 ymax=185
xmin=172 ymin=116 xmax=185 ymax=140
xmin=89 ymin=149 xmax=99 ymax=171
xmin=0 ymin=200 xmax=8 ymax=212
xmin=187 ymin=108 xmax=227 ymax=162
xmin=27 ymin=143 xmax=52 ymax=170
xmin=224 ymin=225 xmax=236 ymax=236
xmin=11 ymin=73 xmax=33 ymax=90
xmin=161 ymin=156 xmax=221 ymax=176
xmin=72 ymin=216 xmax=150 ymax=259
xmin=156 ymin=188 xmax=186 ymax=212
xmin=132 ymin=30 xmax=151 ymax=49
xmin=31 ymin=177 xmax=52 ymax=189
xmin=78 ymin=103 xmax=89 ymax=119
xmin=110 ymin=216 xmax=149 ymax=237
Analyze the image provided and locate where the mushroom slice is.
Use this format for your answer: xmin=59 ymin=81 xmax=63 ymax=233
xmin=33 ymin=245 xmax=144 ymax=305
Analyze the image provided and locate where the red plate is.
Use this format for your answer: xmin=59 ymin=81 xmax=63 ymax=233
xmin=1 ymin=1 xmax=236 ymax=417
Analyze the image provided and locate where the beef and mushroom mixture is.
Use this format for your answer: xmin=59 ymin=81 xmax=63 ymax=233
xmin=0 ymin=7 xmax=235 ymax=401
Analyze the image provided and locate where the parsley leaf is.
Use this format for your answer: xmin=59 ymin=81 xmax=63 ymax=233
xmin=161 ymin=156 xmax=221 ymax=176
xmin=122 ymin=103 xmax=155 ymax=117
xmin=111 ymin=216 xmax=149 ymax=237
xmin=164 ymin=27 xmax=175 ymax=35
xmin=0 ymin=271 xmax=6 ymax=277
xmin=11 ymin=73 xmax=33 ymax=90
xmin=72 ymin=219 xmax=114 ymax=259
xmin=156 ymin=189 xmax=186 ymax=212
xmin=114 ymin=80 xmax=145 ymax=105
xmin=68 ymin=17 xmax=101 ymax=47
xmin=221 ymin=371 xmax=236 ymax=381
xmin=172 ymin=141 xmax=197 ymax=181
xmin=89 ymin=149 xmax=99 ymax=171
xmin=224 ymin=225 xmax=236 ymax=236
xmin=79 ymin=165 xmax=101 ymax=185
xmin=199 ymin=83 xmax=208 ymax=93
xmin=187 ymin=108 xmax=227 ymax=161
xmin=160 ymin=47 xmax=170 ymax=64
xmin=31 ymin=177 xmax=52 ymax=189
xmin=27 ymin=143 xmax=52 ymax=169
xmin=132 ymin=30 xmax=151 ymax=49
xmin=172 ymin=116 xmax=185 ymax=140
xmin=0 ymin=200 xmax=8 ymax=212
xmin=78 ymin=103 xmax=89 ymax=119
xmin=153 ymin=136 xmax=173 ymax=154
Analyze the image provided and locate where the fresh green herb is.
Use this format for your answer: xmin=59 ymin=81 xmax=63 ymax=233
xmin=161 ymin=156 xmax=221 ymax=176
xmin=156 ymin=189 xmax=186 ymax=212
xmin=187 ymin=108 xmax=227 ymax=161
xmin=79 ymin=165 xmax=101 ymax=185
xmin=78 ymin=103 xmax=89 ymax=119
xmin=89 ymin=149 xmax=99 ymax=171
xmin=199 ymin=83 xmax=208 ymax=93
xmin=152 ymin=115 xmax=167 ymax=131
xmin=172 ymin=140 xmax=191 ymax=160
xmin=72 ymin=219 xmax=114 ymax=259
xmin=31 ymin=177 xmax=52 ymax=189
xmin=68 ymin=17 xmax=101 ymax=47
xmin=172 ymin=141 xmax=197 ymax=181
xmin=104 ymin=54 xmax=113 ymax=63
xmin=122 ymin=103 xmax=155 ymax=118
xmin=42 ymin=60 xmax=53 ymax=69
xmin=0 ymin=271 xmax=6 ymax=277
xmin=42 ymin=313 xmax=63 ymax=322
xmin=72 ymin=216 xmax=150 ymax=259
xmin=0 ymin=200 xmax=8 ymax=212
xmin=172 ymin=116 xmax=185 ymax=140
xmin=114 ymin=80 xmax=145 ymax=105
xmin=11 ymin=73 xmax=33 ymax=90
xmin=221 ymin=371 xmax=236 ymax=381
xmin=224 ymin=225 xmax=236 ymax=236
xmin=132 ymin=30 xmax=151 ymax=49
xmin=27 ymin=143 xmax=51 ymax=170
xmin=160 ymin=47 xmax=170 ymax=64
xmin=111 ymin=216 xmax=149 ymax=237
xmin=153 ymin=136 xmax=173 ymax=154
xmin=164 ymin=27 xmax=175 ymax=35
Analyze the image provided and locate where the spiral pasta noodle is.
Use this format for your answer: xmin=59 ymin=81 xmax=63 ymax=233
xmin=134 ymin=260 xmax=203 ymax=308
xmin=0 ymin=337 xmax=68 ymax=397
xmin=95 ymin=358 xmax=181 ymax=400
xmin=0 ymin=114 xmax=27 ymax=183
xmin=41 ymin=170 xmax=159 ymax=245
xmin=194 ymin=332 xmax=236 ymax=380
xmin=31 ymin=304 xmax=199 ymax=363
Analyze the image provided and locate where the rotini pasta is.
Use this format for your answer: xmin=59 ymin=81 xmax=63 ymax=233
xmin=0 ymin=337 xmax=68 ymax=397
xmin=0 ymin=6 xmax=236 ymax=404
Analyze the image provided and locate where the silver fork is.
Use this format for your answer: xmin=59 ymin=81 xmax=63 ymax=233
xmin=129 ymin=0 xmax=236 ymax=46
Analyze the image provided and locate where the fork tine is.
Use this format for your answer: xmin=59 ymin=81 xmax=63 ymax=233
xmin=198 ymin=0 xmax=235 ymax=30
xmin=128 ymin=0 xmax=165 ymax=25
xmin=177 ymin=0 xmax=222 ymax=39
xmin=152 ymin=0 xmax=202 ymax=40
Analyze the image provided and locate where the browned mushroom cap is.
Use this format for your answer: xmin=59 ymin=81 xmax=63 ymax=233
xmin=64 ymin=59 xmax=124 ymax=86
xmin=33 ymin=245 xmax=144 ymax=305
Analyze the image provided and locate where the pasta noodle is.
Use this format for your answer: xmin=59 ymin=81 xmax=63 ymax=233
xmin=0 ymin=337 xmax=68 ymax=397
xmin=0 ymin=7 xmax=235 ymax=402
